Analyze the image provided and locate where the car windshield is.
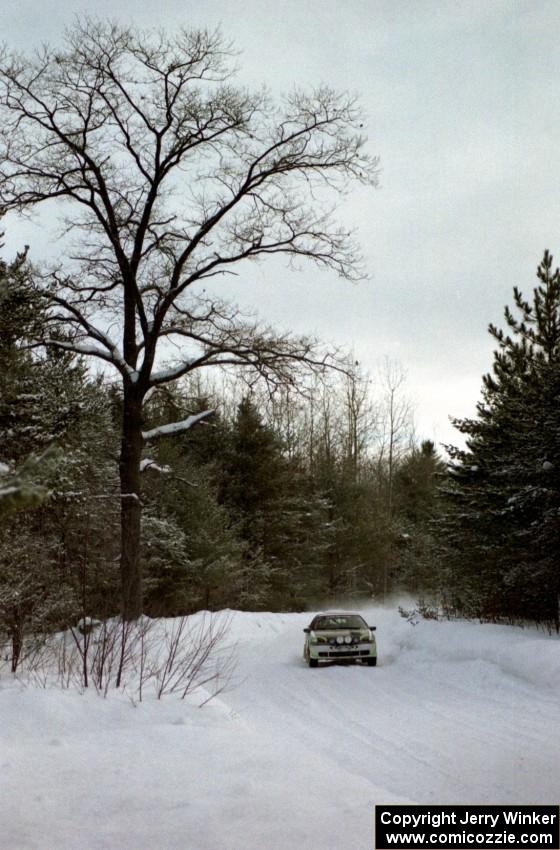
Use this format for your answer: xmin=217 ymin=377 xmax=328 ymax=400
xmin=311 ymin=615 xmax=367 ymax=630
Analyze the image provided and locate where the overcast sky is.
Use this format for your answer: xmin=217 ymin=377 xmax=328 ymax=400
xmin=4 ymin=0 xmax=560 ymax=449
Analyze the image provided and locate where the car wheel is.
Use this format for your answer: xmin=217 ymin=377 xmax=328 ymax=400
xmin=366 ymin=657 xmax=377 ymax=667
xmin=309 ymin=658 xmax=319 ymax=668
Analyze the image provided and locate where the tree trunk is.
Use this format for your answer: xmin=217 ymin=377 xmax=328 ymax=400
xmin=119 ymin=389 xmax=144 ymax=620
xmin=10 ymin=612 xmax=22 ymax=673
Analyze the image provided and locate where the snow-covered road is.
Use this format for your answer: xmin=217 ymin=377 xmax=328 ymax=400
xmin=1 ymin=607 xmax=559 ymax=849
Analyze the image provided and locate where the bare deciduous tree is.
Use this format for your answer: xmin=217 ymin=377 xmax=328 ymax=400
xmin=376 ymin=357 xmax=415 ymax=600
xmin=376 ymin=357 xmax=415 ymax=514
xmin=343 ymin=365 xmax=377 ymax=479
xmin=0 ymin=20 xmax=378 ymax=618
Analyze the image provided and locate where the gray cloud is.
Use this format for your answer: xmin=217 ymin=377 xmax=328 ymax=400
xmin=3 ymin=0 xmax=560 ymax=448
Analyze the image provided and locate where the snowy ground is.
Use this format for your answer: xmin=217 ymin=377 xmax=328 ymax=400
xmin=1 ymin=606 xmax=559 ymax=850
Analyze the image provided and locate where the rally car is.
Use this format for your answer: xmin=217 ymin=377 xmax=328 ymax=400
xmin=303 ymin=612 xmax=377 ymax=667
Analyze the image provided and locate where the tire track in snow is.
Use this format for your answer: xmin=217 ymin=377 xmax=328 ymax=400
xmin=223 ymin=609 xmax=560 ymax=804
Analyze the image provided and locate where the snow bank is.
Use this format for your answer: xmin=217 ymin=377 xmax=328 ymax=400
xmin=357 ymin=606 xmax=560 ymax=691
xmin=1 ymin=606 xmax=559 ymax=850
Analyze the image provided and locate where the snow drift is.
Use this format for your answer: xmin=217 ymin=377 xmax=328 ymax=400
xmin=1 ymin=606 xmax=559 ymax=850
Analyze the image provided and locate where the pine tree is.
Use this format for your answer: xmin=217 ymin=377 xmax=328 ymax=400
xmin=220 ymin=396 xmax=338 ymax=609
xmin=437 ymin=251 xmax=560 ymax=627
xmin=393 ymin=441 xmax=446 ymax=595
xmin=219 ymin=397 xmax=289 ymax=608
xmin=140 ymin=385 xmax=246 ymax=614
xmin=0 ymin=369 xmax=121 ymax=669
xmin=0 ymin=242 xmax=121 ymax=665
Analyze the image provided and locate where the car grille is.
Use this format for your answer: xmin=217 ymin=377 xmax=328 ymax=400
xmin=317 ymin=649 xmax=370 ymax=658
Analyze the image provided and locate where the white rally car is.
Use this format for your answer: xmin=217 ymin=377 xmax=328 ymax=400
xmin=303 ymin=612 xmax=377 ymax=667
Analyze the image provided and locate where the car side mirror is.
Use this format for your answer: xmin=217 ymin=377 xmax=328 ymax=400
xmin=369 ymin=626 xmax=377 ymax=631
xmin=303 ymin=627 xmax=310 ymax=633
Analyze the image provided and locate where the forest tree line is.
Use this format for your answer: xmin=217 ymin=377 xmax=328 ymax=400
xmin=0 ymin=242 xmax=437 ymax=643
xmin=2 ymin=243 xmax=560 ymax=663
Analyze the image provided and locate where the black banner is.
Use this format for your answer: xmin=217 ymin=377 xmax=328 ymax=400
xmin=375 ymin=805 xmax=559 ymax=850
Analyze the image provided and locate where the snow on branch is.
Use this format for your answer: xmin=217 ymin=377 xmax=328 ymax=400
xmin=42 ymin=338 xmax=139 ymax=382
xmin=139 ymin=459 xmax=171 ymax=474
xmin=142 ymin=410 xmax=214 ymax=442
xmin=150 ymin=363 xmax=195 ymax=386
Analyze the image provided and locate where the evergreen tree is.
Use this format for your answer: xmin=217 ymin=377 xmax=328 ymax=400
xmin=220 ymin=397 xmax=337 ymax=609
xmin=141 ymin=386 xmax=246 ymax=614
xmin=437 ymin=251 xmax=560 ymax=627
xmin=220 ymin=397 xmax=290 ymax=608
xmin=0 ymin=368 xmax=121 ymax=669
xmin=393 ymin=441 xmax=446 ymax=595
xmin=0 ymin=243 xmax=121 ymax=666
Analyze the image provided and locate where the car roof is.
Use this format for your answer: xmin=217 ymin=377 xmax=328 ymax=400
xmin=312 ymin=611 xmax=364 ymax=617
xmin=310 ymin=612 xmax=367 ymax=622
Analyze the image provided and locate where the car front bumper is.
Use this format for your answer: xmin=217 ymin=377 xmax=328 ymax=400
xmin=308 ymin=642 xmax=376 ymax=661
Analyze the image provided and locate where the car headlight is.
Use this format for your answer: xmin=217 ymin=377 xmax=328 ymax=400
xmin=336 ymin=635 xmax=344 ymax=644
xmin=344 ymin=635 xmax=352 ymax=644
